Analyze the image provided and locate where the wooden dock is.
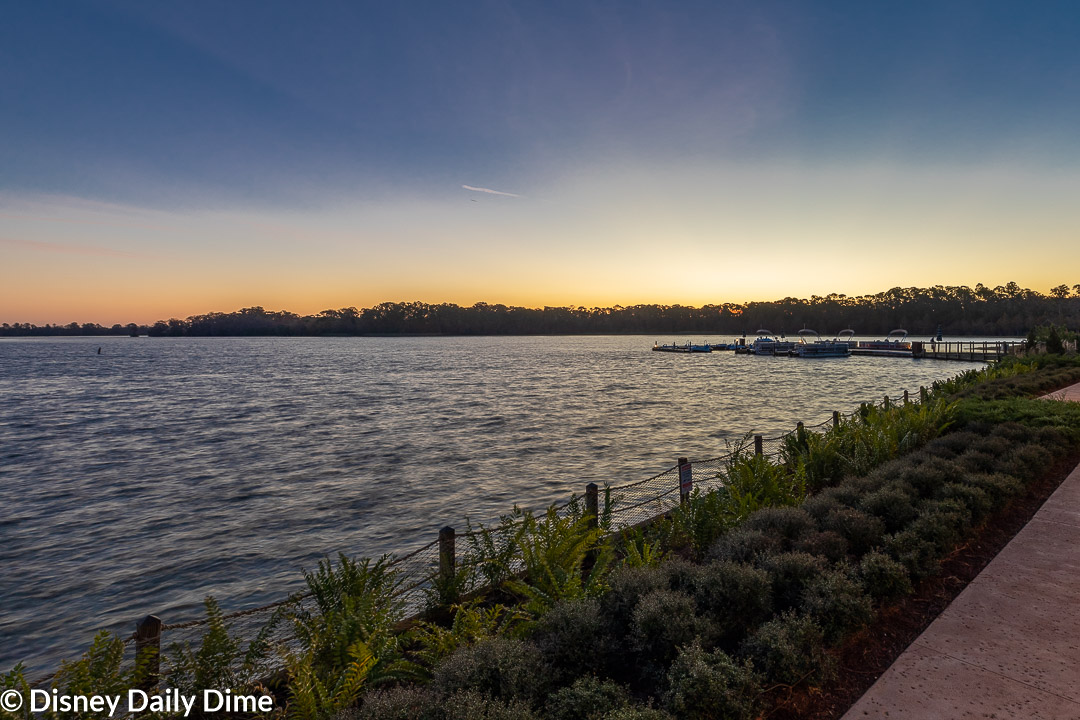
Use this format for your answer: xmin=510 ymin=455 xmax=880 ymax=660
xmin=912 ymin=340 xmax=1021 ymax=362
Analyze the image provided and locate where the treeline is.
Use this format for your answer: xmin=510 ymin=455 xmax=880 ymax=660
xmin=4 ymin=282 xmax=1080 ymax=337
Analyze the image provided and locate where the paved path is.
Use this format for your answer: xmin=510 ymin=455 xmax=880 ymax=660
xmin=842 ymin=383 xmax=1080 ymax=719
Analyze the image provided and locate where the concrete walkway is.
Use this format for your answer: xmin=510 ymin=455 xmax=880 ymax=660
xmin=843 ymin=385 xmax=1080 ymax=719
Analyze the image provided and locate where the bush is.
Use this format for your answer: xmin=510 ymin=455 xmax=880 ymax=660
xmin=857 ymin=487 xmax=919 ymax=534
xmin=545 ymin=677 xmax=631 ymax=720
xmin=760 ymin=552 xmax=826 ymax=612
xmin=432 ymin=636 xmax=547 ymax=703
xmin=740 ymin=612 xmax=833 ymax=687
xmin=800 ymin=567 xmax=874 ymax=643
xmin=961 ymin=472 xmax=1023 ymax=511
xmin=957 ymin=449 xmax=998 ymax=474
xmin=630 ymin=590 xmax=713 ymax=676
xmin=602 ymin=566 xmax=667 ymax=635
xmin=940 ymin=482 xmax=992 ymax=524
xmin=819 ymin=507 xmax=886 ymax=557
xmin=741 ymin=507 xmax=816 ymax=547
xmin=792 ymin=530 xmax=849 ymax=562
xmin=600 ymin=707 xmax=675 ymax=720
xmin=663 ymin=640 xmax=761 ymax=720
xmin=910 ymin=500 xmax=970 ymax=553
xmin=859 ymin=551 xmax=912 ymax=603
xmin=353 ymin=687 xmax=538 ymax=720
xmin=1001 ymin=443 xmax=1053 ymax=482
xmin=661 ymin=556 xmax=702 ymax=594
xmin=531 ymin=598 xmax=609 ymax=683
xmin=883 ymin=529 xmax=940 ymax=580
xmin=692 ymin=561 xmax=773 ymax=648
xmin=709 ymin=528 xmax=781 ymax=564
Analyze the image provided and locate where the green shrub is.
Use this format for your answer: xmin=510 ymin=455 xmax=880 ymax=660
xmin=792 ymin=530 xmax=849 ymax=562
xmin=432 ymin=636 xmax=547 ymax=703
xmin=709 ymin=528 xmax=781 ymax=564
xmin=957 ymin=449 xmax=998 ymax=474
xmin=740 ymin=612 xmax=833 ymax=687
xmin=602 ymin=566 xmax=667 ymax=634
xmin=530 ymin=598 xmax=609 ymax=683
xmin=661 ymin=556 xmax=702 ymax=594
xmin=883 ymin=529 xmax=940 ymax=580
xmin=857 ymin=487 xmax=919 ymax=534
xmin=859 ymin=551 xmax=912 ymax=603
xmin=507 ymin=507 xmax=611 ymax=616
xmin=352 ymin=687 xmax=539 ymax=720
xmin=168 ymin=596 xmax=275 ymax=701
xmin=741 ymin=507 xmax=815 ymax=549
xmin=544 ymin=677 xmax=631 ymax=720
xmin=800 ymin=568 xmax=874 ymax=643
xmin=940 ymin=482 xmax=992 ymax=524
xmin=961 ymin=472 xmax=1023 ymax=510
xmin=760 ymin=552 xmax=826 ymax=612
xmin=599 ymin=707 xmax=675 ymax=720
xmin=663 ymin=640 xmax=761 ymax=720
xmin=629 ymin=590 xmax=713 ymax=675
xmin=910 ymin=499 xmax=971 ymax=553
xmin=671 ymin=489 xmax=733 ymax=558
xmin=819 ymin=507 xmax=886 ymax=557
xmin=1001 ymin=443 xmax=1053 ymax=482
xmin=692 ymin=561 xmax=774 ymax=648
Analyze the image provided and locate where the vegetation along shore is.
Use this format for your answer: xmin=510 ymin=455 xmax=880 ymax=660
xmin=3 ymin=282 xmax=1080 ymax=337
xmin=3 ymin=345 xmax=1080 ymax=719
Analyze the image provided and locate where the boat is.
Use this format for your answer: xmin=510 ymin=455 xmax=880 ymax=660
xmin=709 ymin=342 xmax=738 ymax=351
xmin=653 ymin=341 xmax=713 ymax=353
xmin=749 ymin=329 xmax=796 ymax=356
xmin=792 ymin=329 xmax=851 ymax=358
xmin=852 ymin=329 xmax=914 ymax=357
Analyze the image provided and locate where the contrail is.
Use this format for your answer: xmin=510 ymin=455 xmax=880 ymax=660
xmin=462 ymin=184 xmax=521 ymax=198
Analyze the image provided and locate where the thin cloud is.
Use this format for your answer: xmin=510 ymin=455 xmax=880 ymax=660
xmin=462 ymin=184 xmax=521 ymax=198
xmin=0 ymin=236 xmax=150 ymax=259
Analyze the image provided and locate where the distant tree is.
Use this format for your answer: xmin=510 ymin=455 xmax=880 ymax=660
xmin=1050 ymin=284 xmax=1071 ymax=299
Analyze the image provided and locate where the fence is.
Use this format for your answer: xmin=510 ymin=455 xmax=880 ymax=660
xmin=27 ymin=385 xmax=933 ymax=690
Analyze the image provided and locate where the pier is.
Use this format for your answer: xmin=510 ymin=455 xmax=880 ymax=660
xmin=911 ymin=340 xmax=1022 ymax=362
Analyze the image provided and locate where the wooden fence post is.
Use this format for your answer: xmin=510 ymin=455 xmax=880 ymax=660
xmin=832 ymin=411 xmax=840 ymax=428
xmin=678 ymin=457 xmax=692 ymax=505
xmin=585 ymin=483 xmax=599 ymax=529
xmin=920 ymin=386 xmax=928 ymax=403
xmin=884 ymin=395 xmax=891 ymax=410
xmin=903 ymin=389 xmax=909 ymax=404
xmin=754 ymin=434 xmax=763 ymax=456
xmin=134 ymin=615 xmax=162 ymax=690
xmin=439 ymin=526 xmax=456 ymax=589
xmin=584 ymin=483 xmax=599 ymax=577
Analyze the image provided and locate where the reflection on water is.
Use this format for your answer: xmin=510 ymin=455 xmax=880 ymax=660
xmin=0 ymin=335 xmax=989 ymax=671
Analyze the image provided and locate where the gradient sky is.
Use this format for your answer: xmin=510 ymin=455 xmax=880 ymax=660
xmin=3 ymin=1 xmax=1080 ymax=324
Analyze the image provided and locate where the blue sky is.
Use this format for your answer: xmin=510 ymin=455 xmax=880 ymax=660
xmin=3 ymin=1 xmax=1080 ymax=322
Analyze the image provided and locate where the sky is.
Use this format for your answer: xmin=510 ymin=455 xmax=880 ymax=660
xmin=3 ymin=0 xmax=1080 ymax=324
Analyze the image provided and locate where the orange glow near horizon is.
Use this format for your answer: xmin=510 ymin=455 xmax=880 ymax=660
xmin=4 ymin=159 xmax=1080 ymax=326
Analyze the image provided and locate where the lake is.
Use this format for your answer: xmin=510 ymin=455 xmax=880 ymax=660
xmin=0 ymin=335 xmax=991 ymax=673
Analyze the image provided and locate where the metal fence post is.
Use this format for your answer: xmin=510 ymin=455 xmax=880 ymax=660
xmin=134 ymin=615 xmax=162 ymax=690
xmin=754 ymin=434 xmax=763 ymax=456
xmin=678 ymin=457 xmax=692 ymax=505
xmin=439 ymin=526 xmax=456 ymax=589
xmin=832 ymin=411 xmax=840 ymax=428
